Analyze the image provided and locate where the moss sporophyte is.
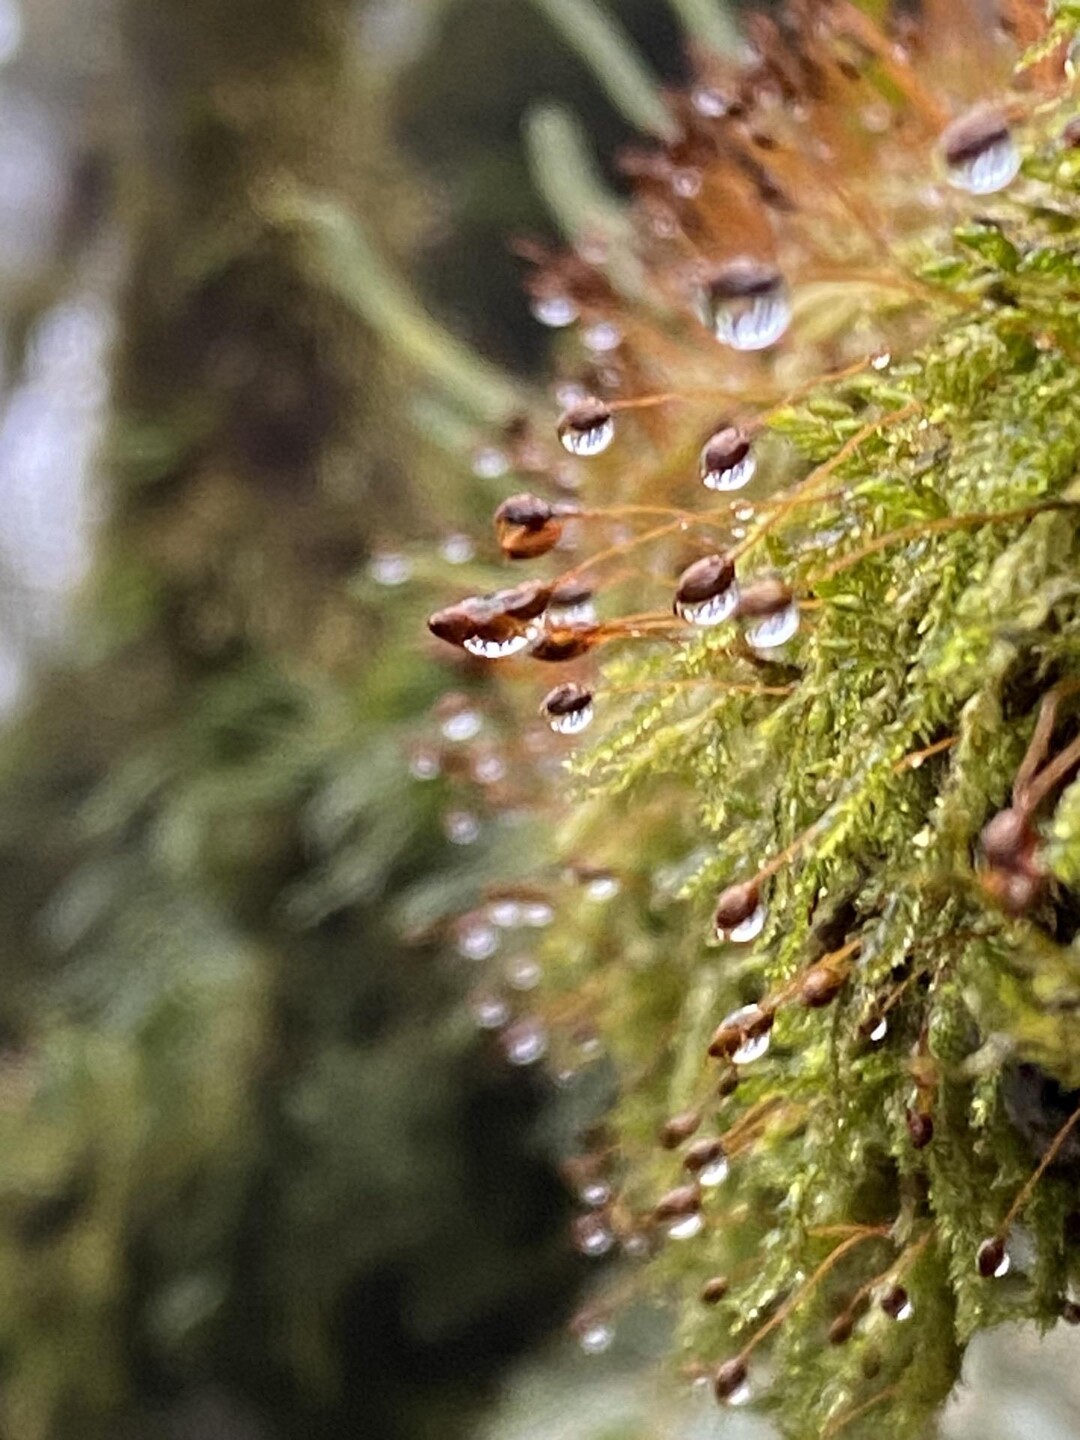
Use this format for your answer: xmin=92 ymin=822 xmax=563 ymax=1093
xmin=423 ymin=4 xmax=1080 ymax=1436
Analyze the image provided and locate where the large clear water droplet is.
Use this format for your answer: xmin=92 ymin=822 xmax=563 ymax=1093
xmin=704 ymin=452 xmax=755 ymax=492
xmin=675 ymin=584 xmax=740 ymax=628
xmin=940 ymin=107 xmax=1020 ymax=195
xmin=715 ymin=291 xmax=790 ymax=350
xmin=746 ymin=603 xmax=800 ymax=651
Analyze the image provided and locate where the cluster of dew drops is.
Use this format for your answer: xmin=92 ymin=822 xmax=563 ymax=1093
xmin=409 ymin=86 xmax=1050 ymax=1384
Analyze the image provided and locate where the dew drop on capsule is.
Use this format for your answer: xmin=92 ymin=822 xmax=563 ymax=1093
xmin=585 ymin=873 xmax=620 ymax=903
xmin=441 ymin=709 xmax=483 ymax=743
xmin=369 ymin=551 xmax=412 ymax=586
xmin=728 ymin=902 xmax=766 ymax=944
xmin=674 ymin=554 xmax=739 ymax=627
xmin=440 ymin=533 xmax=475 ymax=564
xmin=505 ymin=955 xmax=542 ymax=990
xmin=580 ymin=1181 xmax=612 ymax=1208
xmin=502 ymin=1017 xmax=548 ymax=1066
xmin=977 ymin=1236 xmax=1011 ymax=1280
xmin=703 ymin=258 xmax=791 ymax=352
xmin=720 ymin=1003 xmax=773 ymax=1065
xmin=472 ymin=446 xmax=509 ymax=479
xmin=583 ymin=321 xmax=622 ymax=353
xmin=868 ymin=1017 xmax=888 ymax=1044
xmin=444 ymin=810 xmax=480 ymax=845
xmin=470 ymin=993 xmax=510 ymax=1029
xmin=558 ymin=398 xmax=615 ymax=458
xmin=522 ymin=900 xmax=555 ymax=928
xmin=746 ymin=603 xmax=800 ymax=651
xmin=699 ymin=1155 xmax=729 ymax=1188
xmin=542 ymin=682 xmax=595 ymax=735
xmin=463 ymin=630 xmax=535 ymax=660
xmin=667 ymin=1211 xmax=705 ymax=1241
xmin=700 ymin=426 xmax=756 ymax=492
xmin=939 ymin=105 xmax=1020 ymax=196
xmin=532 ymin=294 xmax=579 ymax=328
xmin=578 ymin=1320 xmax=614 ymax=1355
xmin=409 ymin=748 xmax=440 ymax=781
xmin=572 ymin=1212 xmax=616 ymax=1258
xmin=456 ymin=918 xmax=499 ymax=961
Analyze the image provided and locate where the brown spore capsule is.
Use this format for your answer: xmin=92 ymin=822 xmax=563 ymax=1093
xmin=529 ymin=626 xmax=599 ymax=662
xmin=495 ymin=493 xmax=569 ymax=560
xmin=714 ymin=880 xmax=761 ymax=933
xmin=683 ymin=1137 xmax=725 ymax=1174
xmin=717 ymin=1068 xmax=739 ymax=1098
xmin=549 ymin=577 xmax=594 ymax=607
xmin=976 ymin=1235 xmax=1010 ymax=1279
xmin=714 ymin=1356 xmax=749 ymax=1404
xmin=557 ymin=397 xmax=615 ymax=458
xmin=1062 ymin=1299 xmax=1080 ymax=1324
xmin=492 ymin=579 xmax=552 ymax=622
xmin=653 ymin=1184 xmax=702 ymax=1221
xmin=660 ymin=1109 xmax=702 ymax=1148
xmin=701 ymin=1276 xmax=730 ymax=1305
xmin=799 ymin=965 xmax=845 ymax=1009
xmin=542 ymin=683 xmax=593 ymax=719
xmin=700 ymin=426 xmax=754 ymax=492
xmin=707 ymin=257 xmax=783 ymax=302
xmin=905 ymin=1108 xmax=934 ymax=1150
xmin=827 ymin=1313 xmax=854 ymax=1345
xmin=735 ymin=575 xmax=792 ymax=620
xmin=675 ymin=553 xmax=737 ymax=607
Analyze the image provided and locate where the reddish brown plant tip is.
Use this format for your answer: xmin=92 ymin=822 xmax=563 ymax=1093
xmin=714 ymin=1356 xmax=749 ymax=1404
xmin=557 ymin=397 xmax=615 ymax=458
xmin=529 ymin=626 xmax=599 ymax=662
xmin=735 ymin=575 xmax=793 ymax=620
xmin=714 ymin=879 xmax=761 ymax=933
xmin=905 ymin=1108 xmax=934 ymax=1150
xmin=827 ymin=1312 xmax=854 ymax=1345
xmin=799 ymin=965 xmax=846 ymax=1009
xmin=660 ymin=1109 xmax=702 ymax=1148
xmin=701 ymin=1276 xmax=730 ymax=1305
xmin=674 ymin=553 xmax=737 ymax=608
xmin=427 ymin=603 xmax=479 ymax=647
xmin=717 ymin=1067 xmax=740 ymax=1098
xmin=653 ymin=1184 xmax=702 ymax=1221
xmin=683 ymin=1137 xmax=725 ymax=1174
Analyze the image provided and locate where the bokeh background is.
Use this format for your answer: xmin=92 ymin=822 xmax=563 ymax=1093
xmin=0 ymin=1 xmax=1075 ymax=1437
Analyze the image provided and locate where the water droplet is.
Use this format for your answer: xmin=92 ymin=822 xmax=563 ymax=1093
xmin=473 ymin=446 xmax=509 ymax=479
xmin=746 ymin=603 xmax=800 ymax=651
xmin=880 ymin=1284 xmax=913 ymax=1321
xmin=542 ymin=682 xmax=595 ymax=734
xmin=582 ymin=321 xmax=622 ymax=353
xmin=700 ymin=426 xmax=756 ymax=492
xmin=714 ymin=1358 xmax=749 ymax=1404
xmin=444 ymin=810 xmax=480 ymax=846
xmin=699 ymin=1156 xmax=730 ymax=1188
xmin=692 ymin=86 xmax=730 ymax=118
xmin=673 ymin=167 xmax=702 ymax=198
xmin=581 ymin=1181 xmax=611 ymax=1208
xmin=369 ymin=552 xmax=412 ymax=586
xmin=728 ymin=903 xmax=766 ymax=944
xmin=463 ymin=630 xmax=535 ymax=660
xmin=440 ymin=533 xmax=475 ymax=564
xmin=727 ymin=1381 xmax=752 ymax=1407
xmin=502 ymin=1017 xmax=547 ymax=1066
xmin=674 ymin=553 xmax=739 ymax=627
xmin=505 ymin=955 xmax=542 ymax=990
xmin=869 ymin=1017 xmax=888 ymax=1043
xmin=578 ymin=1320 xmax=614 ymax=1355
xmin=470 ymin=994 xmax=510 ymax=1029
xmin=489 ymin=899 xmax=522 ymax=928
xmin=703 ymin=259 xmax=790 ymax=352
xmin=871 ymin=349 xmax=891 ymax=371
xmin=457 ymin=919 xmax=499 ymax=961
xmin=940 ymin=106 xmax=1019 ymax=195
xmin=586 ymin=873 xmax=621 ymax=902
xmin=558 ymin=398 xmax=615 ymax=458
xmin=441 ymin=709 xmax=483 ymax=743
xmin=409 ymin=749 xmax=440 ymax=781
xmin=532 ymin=294 xmax=579 ymax=328
xmin=472 ymin=752 xmax=505 ymax=784
xmin=522 ymin=901 xmax=555 ymax=928
xmin=716 ymin=1004 xmax=773 ymax=1065
xmin=977 ymin=1236 xmax=1010 ymax=1279
xmin=666 ymin=1211 xmax=705 ymax=1241
xmin=572 ymin=1212 xmax=615 ymax=1257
